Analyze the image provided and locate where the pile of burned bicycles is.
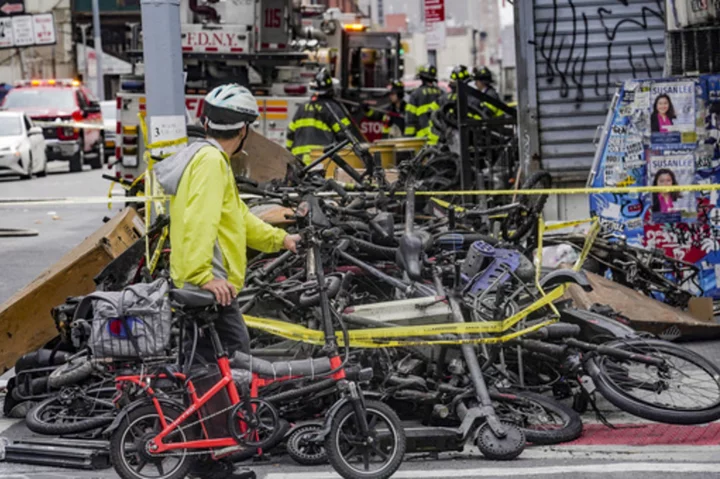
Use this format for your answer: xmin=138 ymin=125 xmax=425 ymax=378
xmin=6 ymin=142 xmax=720 ymax=479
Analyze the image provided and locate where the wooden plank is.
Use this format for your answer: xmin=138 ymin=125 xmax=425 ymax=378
xmin=565 ymin=272 xmax=720 ymax=340
xmin=230 ymin=130 xmax=297 ymax=183
xmin=0 ymin=208 xmax=144 ymax=371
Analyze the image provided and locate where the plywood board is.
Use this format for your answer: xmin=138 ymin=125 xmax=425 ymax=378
xmin=565 ymin=272 xmax=720 ymax=340
xmin=230 ymin=130 xmax=297 ymax=183
xmin=0 ymin=208 xmax=144 ymax=371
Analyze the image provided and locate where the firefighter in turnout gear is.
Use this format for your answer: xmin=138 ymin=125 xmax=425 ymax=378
xmin=286 ymin=68 xmax=352 ymax=164
xmin=473 ymin=66 xmax=504 ymax=117
xmin=429 ymin=65 xmax=482 ymax=145
xmin=404 ymin=64 xmax=443 ymax=139
xmin=364 ymin=79 xmax=407 ymax=139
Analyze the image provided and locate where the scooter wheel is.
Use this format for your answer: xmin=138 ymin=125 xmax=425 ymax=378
xmin=326 ymin=399 xmax=405 ymax=479
xmin=287 ymin=424 xmax=327 ymax=466
xmin=476 ymin=420 xmax=525 ymax=461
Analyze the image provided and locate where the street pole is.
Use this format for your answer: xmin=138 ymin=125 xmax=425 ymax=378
xmin=79 ymin=24 xmax=90 ymax=83
xmin=126 ymin=22 xmax=141 ymax=75
xmin=15 ymin=48 xmax=25 ymax=78
xmin=140 ymin=0 xmax=186 ymax=152
xmin=91 ymin=0 xmax=105 ymax=100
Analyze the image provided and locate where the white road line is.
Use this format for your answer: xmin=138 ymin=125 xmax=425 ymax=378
xmin=262 ymin=462 xmax=720 ymax=479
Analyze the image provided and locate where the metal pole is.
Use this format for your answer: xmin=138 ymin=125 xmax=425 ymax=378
xmin=514 ymin=0 xmax=538 ymax=177
xmin=126 ymin=22 xmax=141 ymax=75
xmin=15 ymin=48 xmax=25 ymax=78
xmin=91 ymin=0 xmax=105 ymax=99
xmin=79 ymin=24 xmax=90 ymax=83
xmin=140 ymin=0 xmax=186 ymax=147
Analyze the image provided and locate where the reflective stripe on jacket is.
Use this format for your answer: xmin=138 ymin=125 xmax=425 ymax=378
xmin=404 ymin=84 xmax=443 ymax=137
xmin=286 ymin=99 xmax=349 ymax=164
xmin=427 ymin=91 xmax=482 ymax=145
xmin=480 ymin=86 xmax=504 ymax=117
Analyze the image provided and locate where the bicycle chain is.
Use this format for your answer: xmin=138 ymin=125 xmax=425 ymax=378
xmin=136 ymin=402 xmax=244 ymax=458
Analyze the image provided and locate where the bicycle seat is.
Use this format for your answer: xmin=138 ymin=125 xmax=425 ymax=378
xmin=396 ymin=232 xmax=424 ymax=282
xmin=230 ymin=352 xmax=333 ymax=379
xmin=169 ymin=289 xmax=216 ymax=308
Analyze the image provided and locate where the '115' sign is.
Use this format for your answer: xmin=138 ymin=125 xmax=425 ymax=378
xmin=264 ymin=8 xmax=282 ymax=28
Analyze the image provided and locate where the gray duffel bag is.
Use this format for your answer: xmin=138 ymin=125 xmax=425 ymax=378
xmin=76 ymin=278 xmax=172 ymax=360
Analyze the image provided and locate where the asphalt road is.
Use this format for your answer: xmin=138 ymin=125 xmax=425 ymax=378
xmin=0 ymin=164 xmax=719 ymax=478
xmin=0 ymin=163 xmax=115 ymax=305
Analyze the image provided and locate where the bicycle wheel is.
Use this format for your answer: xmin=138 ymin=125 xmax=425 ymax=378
xmin=26 ymin=394 xmax=114 ymax=435
xmin=48 ymin=357 xmax=94 ymax=389
xmin=326 ymin=399 xmax=406 ymax=479
xmin=588 ymin=339 xmax=720 ymax=425
xmin=501 ymin=170 xmax=552 ymax=242
xmin=492 ymin=390 xmax=583 ymax=445
xmin=287 ymin=424 xmax=327 ymax=466
xmin=109 ymin=404 xmax=195 ymax=479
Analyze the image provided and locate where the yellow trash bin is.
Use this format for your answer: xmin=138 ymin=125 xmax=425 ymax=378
xmin=375 ymin=137 xmax=426 ymax=164
xmin=308 ymin=146 xmax=364 ymax=179
xmin=368 ymin=143 xmax=396 ymax=169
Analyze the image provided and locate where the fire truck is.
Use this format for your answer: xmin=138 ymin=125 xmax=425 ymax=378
xmin=115 ymin=1 xmax=402 ymax=180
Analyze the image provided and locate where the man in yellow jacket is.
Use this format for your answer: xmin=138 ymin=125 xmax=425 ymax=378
xmin=155 ymin=84 xmax=300 ymax=360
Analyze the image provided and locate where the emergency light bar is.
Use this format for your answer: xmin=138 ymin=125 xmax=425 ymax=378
xmin=14 ymin=79 xmax=81 ymax=88
xmin=343 ymin=23 xmax=367 ymax=32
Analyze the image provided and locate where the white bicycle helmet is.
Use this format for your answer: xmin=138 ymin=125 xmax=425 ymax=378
xmin=202 ymin=84 xmax=259 ymax=131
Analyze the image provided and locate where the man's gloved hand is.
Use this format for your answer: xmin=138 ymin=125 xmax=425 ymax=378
xmin=201 ymin=278 xmax=237 ymax=307
xmin=283 ymin=234 xmax=302 ymax=253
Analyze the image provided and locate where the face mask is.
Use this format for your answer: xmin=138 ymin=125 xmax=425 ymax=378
xmin=234 ymin=127 xmax=248 ymax=156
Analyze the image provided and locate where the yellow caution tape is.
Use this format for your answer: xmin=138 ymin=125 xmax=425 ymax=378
xmin=544 ymin=218 xmax=596 ymax=232
xmin=137 ymin=114 xmax=187 ymax=270
xmin=6 ymin=176 xmax=720 ymax=208
xmin=33 ymin=120 xmax=106 ymax=131
xmin=0 ymin=196 xmax=169 ymax=206
xmin=5 ymin=182 xmax=720 ymax=207
xmin=137 ymin=114 xmax=189 ymax=151
xmin=408 ymin=184 xmax=720 ymax=196
xmin=243 ymin=285 xmax=565 ymax=348
xmin=244 ymin=315 xmax=558 ymax=348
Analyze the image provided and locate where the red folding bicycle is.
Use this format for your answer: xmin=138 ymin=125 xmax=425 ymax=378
xmin=106 ymin=193 xmax=406 ymax=479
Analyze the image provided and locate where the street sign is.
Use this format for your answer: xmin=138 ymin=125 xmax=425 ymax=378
xmin=32 ymin=13 xmax=54 ymax=45
xmin=0 ymin=17 xmax=12 ymax=48
xmin=11 ymin=14 xmax=31 ymax=46
xmin=0 ymin=0 xmax=24 ymax=16
xmin=87 ymin=50 xmax=97 ymax=78
xmin=426 ymin=22 xmax=446 ymax=50
xmin=0 ymin=13 xmax=55 ymax=49
xmin=424 ymin=0 xmax=445 ymax=50
xmin=259 ymin=0 xmax=290 ymax=50
xmin=424 ymin=0 xmax=445 ymax=25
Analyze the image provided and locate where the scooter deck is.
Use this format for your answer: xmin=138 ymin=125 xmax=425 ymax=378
xmin=0 ymin=437 xmax=110 ymax=470
xmin=402 ymin=420 xmax=464 ymax=454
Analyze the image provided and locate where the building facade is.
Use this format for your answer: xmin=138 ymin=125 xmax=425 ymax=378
xmin=0 ymin=0 xmax=74 ymax=83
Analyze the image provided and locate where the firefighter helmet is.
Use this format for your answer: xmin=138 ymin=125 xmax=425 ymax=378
xmin=450 ymin=65 xmax=472 ymax=84
xmin=312 ymin=68 xmax=335 ymax=95
xmin=388 ymin=79 xmax=405 ymax=95
xmin=473 ymin=66 xmax=494 ymax=83
xmin=416 ymin=64 xmax=437 ymax=82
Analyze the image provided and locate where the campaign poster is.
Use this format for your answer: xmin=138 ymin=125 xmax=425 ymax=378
xmin=649 ymin=81 xmax=696 ymax=145
xmin=647 ymin=148 xmax=696 ymax=223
